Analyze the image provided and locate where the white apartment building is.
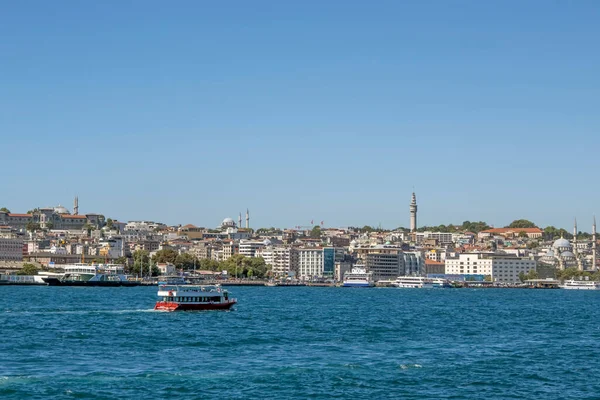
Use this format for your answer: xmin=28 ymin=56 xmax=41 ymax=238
xmin=445 ymin=252 xmax=536 ymax=283
xmin=99 ymin=237 xmax=125 ymax=258
xmin=426 ymin=249 xmax=447 ymax=262
xmin=124 ymin=221 xmax=166 ymax=232
xmin=297 ymin=248 xmax=324 ymax=279
xmin=239 ymin=240 xmax=266 ymax=258
xmin=0 ymin=238 xmax=24 ymax=261
xmin=256 ymin=246 xmax=296 ymax=277
xmin=416 ymin=231 xmax=454 ymax=245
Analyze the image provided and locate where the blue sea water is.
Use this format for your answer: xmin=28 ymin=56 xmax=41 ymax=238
xmin=1 ymin=286 xmax=600 ymax=399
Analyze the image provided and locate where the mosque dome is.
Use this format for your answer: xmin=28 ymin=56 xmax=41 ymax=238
xmin=221 ymin=217 xmax=236 ymax=227
xmin=560 ymin=251 xmax=576 ymax=259
xmin=53 ymin=205 xmax=70 ymax=214
xmin=553 ymin=238 xmax=571 ymax=250
xmin=544 ymin=249 xmax=555 ymax=257
xmin=263 ymin=239 xmax=272 ymax=246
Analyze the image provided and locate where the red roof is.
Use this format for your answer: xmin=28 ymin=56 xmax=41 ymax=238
xmin=7 ymin=213 xmax=32 ymax=217
xmin=425 ymin=259 xmax=444 ymax=265
xmin=61 ymin=215 xmax=87 ymax=219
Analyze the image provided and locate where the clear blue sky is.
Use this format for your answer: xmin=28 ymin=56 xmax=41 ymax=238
xmin=1 ymin=1 xmax=599 ymax=231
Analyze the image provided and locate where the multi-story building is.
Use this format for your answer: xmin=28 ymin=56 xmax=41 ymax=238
xmin=0 ymin=238 xmax=24 ymax=261
xmin=415 ymin=231 xmax=454 ymax=245
xmin=239 ymin=240 xmax=266 ymax=258
xmin=297 ymin=248 xmax=324 ymax=280
xmin=98 ymin=237 xmax=125 ymax=259
xmin=256 ymin=245 xmax=297 ymax=277
xmin=124 ymin=221 xmax=166 ymax=232
xmin=403 ymin=251 xmax=424 ymax=275
xmin=445 ymin=252 xmax=536 ymax=283
xmin=354 ymin=244 xmax=404 ymax=282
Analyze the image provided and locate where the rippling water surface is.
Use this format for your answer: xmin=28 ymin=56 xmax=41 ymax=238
xmin=1 ymin=286 xmax=600 ymax=399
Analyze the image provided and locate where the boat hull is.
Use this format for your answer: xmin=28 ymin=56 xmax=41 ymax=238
xmin=343 ymin=282 xmax=374 ymax=287
xmin=559 ymin=286 xmax=600 ymax=290
xmin=42 ymin=277 xmax=140 ymax=287
xmin=154 ymin=300 xmax=237 ymax=311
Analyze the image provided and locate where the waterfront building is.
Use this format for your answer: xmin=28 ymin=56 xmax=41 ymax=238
xmin=354 ymin=244 xmax=404 ymax=282
xmin=403 ymin=251 xmax=425 ymax=275
xmin=0 ymin=238 xmax=24 ymax=261
xmin=445 ymin=252 xmax=536 ymax=283
xmin=157 ymin=263 xmax=176 ymax=275
xmin=256 ymin=245 xmax=297 ymax=277
xmin=424 ymin=259 xmax=445 ymax=275
xmin=297 ymin=248 xmax=324 ymax=280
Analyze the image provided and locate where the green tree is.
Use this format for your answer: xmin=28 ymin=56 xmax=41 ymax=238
xmin=131 ymin=250 xmax=151 ymax=276
xmin=0 ymin=207 xmax=10 ymax=213
xmin=26 ymin=221 xmax=41 ymax=233
xmin=45 ymin=221 xmax=54 ymax=230
xmin=152 ymin=248 xmax=178 ymax=264
xmin=507 ymin=219 xmax=537 ymax=229
xmin=115 ymin=256 xmax=128 ymax=266
xmin=310 ymin=226 xmax=322 ymax=239
xmin=175 ymin=253 xmax=198 ymax=270
xmin=16 ymin=263 xmax=40 ymax=275
xmin=361 ymin=225 xmax=374 ymax=233
xmin=518 ymin=231 xmax=528 ymax=238
xmin=106 ymin=218 xmax=114 ymax=229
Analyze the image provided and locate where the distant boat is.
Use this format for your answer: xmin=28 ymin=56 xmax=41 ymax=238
xmin=558 ymin=280 xmax=600 ymax=290
xmin=154 ymin=284 xmax=236 ymax=311
xmin=343 ymin=265 xmax=374 ymax=287
xmin=42 ymin=263 xmax=139 ymax=287
xmin=393 ymin=276 xmax=433 ymax=289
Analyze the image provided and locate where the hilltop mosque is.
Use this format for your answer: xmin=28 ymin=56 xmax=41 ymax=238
xmin=539 ymin=218 xmax=597 ymax=271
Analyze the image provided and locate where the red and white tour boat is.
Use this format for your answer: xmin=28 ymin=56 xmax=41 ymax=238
xmin=154 ymin=284 xmax=237 ymax=311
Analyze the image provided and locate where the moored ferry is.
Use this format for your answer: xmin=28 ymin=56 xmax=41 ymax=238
xmin=154 ymin=284 xmax=237 ymax=311
xmin=343 ymin=265 xmax=374 ymax=287
xmin=393 ymin=276 xmax=433 ymax=289
xmin=558 ymin=280 xmax=600 ymax=290
xmin=42 ymin=263 xmax=138 ymax=287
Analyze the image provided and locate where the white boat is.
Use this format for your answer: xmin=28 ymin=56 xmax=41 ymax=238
xmin=393 ymin=276 xmax=433 ymax=289
xmin=343 ymin=266 xmax=374 ymax=287
xmin=558 ymin=280 xmax=600 ymax=290
xmin=42 ymin=263 xmax=138 ymax=286
xmin=155 ymin=284 xmax=237 ymax=311
xmin=430 ymin=277 xmax=452 ymax=288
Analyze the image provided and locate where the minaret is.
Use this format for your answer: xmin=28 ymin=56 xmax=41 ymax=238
xmin=409 ymin=192 xmax=417 ymax=233
xmin=238 ymin=212 xmax=242 ymax=229
xmin=246 ymin=209 xmax=249 ymax=229
xmin=73 ymin=196 xmax=79 ymax=215
xmin=574 ymin=218 xmax=582 ymax=271
xmin=573 ymin=218 xmax=578 ymax=248
xmin=593 ymin=216 xmax=597 ymax=270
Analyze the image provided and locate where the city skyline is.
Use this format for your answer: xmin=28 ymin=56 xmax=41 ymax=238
xmin=1 ymin=194 xmax=597 ymax=233
xmin=1 ymin=2 xmax=599 ymax=229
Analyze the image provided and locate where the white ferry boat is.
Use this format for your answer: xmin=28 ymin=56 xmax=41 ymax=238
xmin=343 ymin=266 xmax=374 ymax=287
xmin=393 ymin=276 xmax=433 ymax=289
xmin=431 ymin=278 xmax=452 ymax=288
xmin=558 ymin=280 xmax=600 ymax=290
xmin=42 ymin=263 xmax=138 ymax=286
xmin=155 ymin=284 xmax=236 ymax=311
